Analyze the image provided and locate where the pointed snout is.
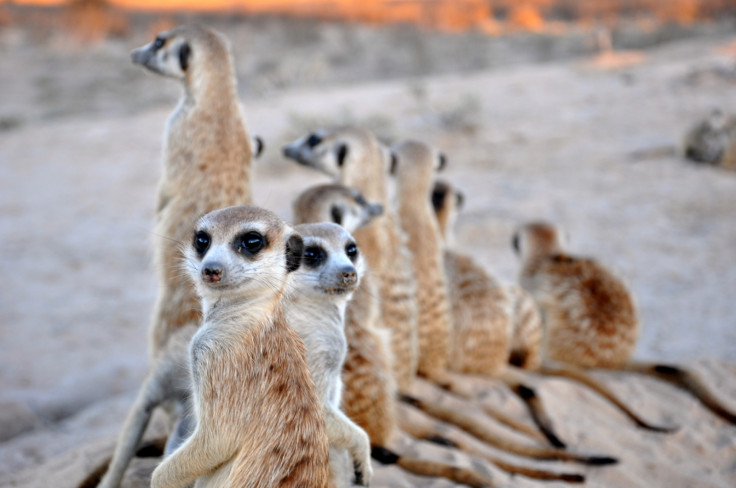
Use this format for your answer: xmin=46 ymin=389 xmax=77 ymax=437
xmin=282 ymin=143 xmax=299 ymax=160
xmin=130 ymin=46 xmax=149 ymax=66
xmin=202 ymin=262 xmax=224 ymax=284
xmin=339 ymin=266 xmax=358 ymax=286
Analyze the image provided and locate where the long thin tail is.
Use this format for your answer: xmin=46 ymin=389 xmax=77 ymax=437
xmin=372 ymin=446 xmax=495 ymax=488
xmin=498 ymin=368 xmax=567 ymax=448
xmin=399 ymin=394 xmax=617 ymax=465
xmin=620 ymin=361 xmax=736 ymax=425
xmin=480 ymin=402 xmax=550 ymax=445
xmin=395 ymin=405 xmax=589 ymax=481
xmin=77 ymin=437 xmax=167 ymax=488
xmin=534 ymin=362 xmax=677 ymax=432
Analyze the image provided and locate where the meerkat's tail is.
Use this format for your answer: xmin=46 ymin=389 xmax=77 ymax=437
xmin=617 ymin=361 xmax=736 ymax=425
xmin=76 ymin=436 xmax=167 ymax=488
xmin=399 ymin=394 xmax=617 ymax=465
xmin=535 ymin=362 xmax=678 ymax=432
xmin=497 ymin=368 xmax=568 ymax=448
xmin=371 ymin=446 xmax=495 ymax=488
xmin=396 ymin=405 xmax=588 ymax=482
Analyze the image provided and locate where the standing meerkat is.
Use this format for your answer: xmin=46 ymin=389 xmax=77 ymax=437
xmin=514 ymin=221 xmax=736 ymax=425
xmin=151 ymin=205 xmax=330 ymax=488
xmin=293 ymin=185 xmax=594 ymax=483
xmin=287 ymin=222 xmax=373 ymax=487
xmin=95 ymin=24 xmax=255 ymax=488
xmin=284 ymin=127 xmax=419 ymax=393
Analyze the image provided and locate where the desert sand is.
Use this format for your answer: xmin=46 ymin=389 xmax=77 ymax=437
xmin=1 ymin=16 xmax=735 ymax=488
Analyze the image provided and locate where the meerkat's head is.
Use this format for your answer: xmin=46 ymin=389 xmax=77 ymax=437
xmin=290 ymin=222 xmax=363 ymax=302
xmin=282 ymin=126 xmax=379 ymax=180
xmin=431 ymin=179 xmax=464 ymax=241
xmin=130 ymin=24 xmax=228 ymax=82
xmin=390 ymin=140 xmax=447 ymax=193
xmin=512 ymin=222 xmax=568 ymax=263
xmin=683 ymin=109 xmax=730 ymax=164
xmin=184 ymin=205 xmax=304 ymax=306
xmin=292 ymin=184 xmax=383 ymax=233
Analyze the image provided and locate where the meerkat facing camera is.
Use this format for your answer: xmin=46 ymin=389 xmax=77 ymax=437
xmin=287 ymin=222 xmax=373 ymax=487
xmin=151 ymin=205 xmax=330 ymax=488
xmin=514 ymin=221 xmax=736 ymax=426
xmin=94 ymin=24 xmax=255 ymax=488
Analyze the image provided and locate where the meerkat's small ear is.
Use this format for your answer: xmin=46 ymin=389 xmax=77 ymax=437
xmin=336 ymin=144 xmax=348 ymax=167
xmin=285 ymin=233 xmax=304 ymax=273
xmin=438 ymin=153 xmax=447 ymax=172
xmin=252 ymin=136 xmax=264 ymax=158
xmin=330 ymin=205 xmax=343 ymax=226
xmin=179 ymin=42 xmax=191 ymax=72
xmin=390 ymin=152 xmax=398 ymax=175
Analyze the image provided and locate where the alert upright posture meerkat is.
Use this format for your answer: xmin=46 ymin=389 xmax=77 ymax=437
xmin=514 ymin=221 xmax=736 ymax=425
xmin=683 ymin=109 xmax=736 ymax=171
xmin=96 ymin=25 xmax=255 ymax=488
xmin=284 ymin=127 xmax=419 ymax=393
xmin=151 ymin=205 xmax=330 ymax=488
xmin=287 ymin=222 xmax=373 ymax=487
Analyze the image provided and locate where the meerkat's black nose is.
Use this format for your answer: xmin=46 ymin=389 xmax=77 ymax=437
xmin=340 ymin=266 xmax=357 ymax=286
xmin=202 ymin=263 xmax=224 ymax=283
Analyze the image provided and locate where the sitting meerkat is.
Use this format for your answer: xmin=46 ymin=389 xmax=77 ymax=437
xmin=95 ymin=24 xmax=255 ymax=488
xmin=286 ymin=222 xmax=373 ymax=487
xmin=151 ymin=205 xmax=330 ymax=488
xmin=293 ymin=184 xmax=592 ymax=484
xmin=432 ymin=181 xmax=677 ymax=435
xmin=514 ymin=221 xmax=736 ymax=426
xmin=683 ymin=109 xmax=736 ymax=171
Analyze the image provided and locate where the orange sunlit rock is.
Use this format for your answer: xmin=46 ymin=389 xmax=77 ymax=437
xmin=508 ymin=4 xmax=545 ymax=31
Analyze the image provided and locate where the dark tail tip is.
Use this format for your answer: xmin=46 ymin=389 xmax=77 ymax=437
xmin=371 ymin=446 xmax=400 ymax=465
xmin=653 ymin=364 xmax=683 ymax=375
xmin=424 ymin=435 xmax=458 ymax=448
xmin=641 ymin=423 xmax=680 ymax=434
xmin=135 ymin=441 xmax=165 ymax=458
xmin=586 ymin=456 xmax=619 ymax=466
xmin=398 ymin=394 xmax=422 ymax=408
xmin=542 ymin=429 xmax=567 ymax=449
xmin=561 ymin=474 xmax=586 ymax=483
xmin=515 ymin=384 xmax=537 ymax=400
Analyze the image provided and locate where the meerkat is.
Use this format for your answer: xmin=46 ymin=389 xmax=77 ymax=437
xmin=284 ymin=127 xmax=419 ymax=394
xmin=432 ymin=180 xmax=675 ymax=435
xmin=150 ymin=205 xmax=330 ymax=488
xmin=683 ymin=109 xmax=736 ymax=170
xmin=513 ymin=221 xmax=736 ymax=425
xmin=286 ymin=222 xmax=373 ymax=486
xmin=94 ymin=25 xmax=255 ymax=488
xmin=294 ymin=183 xmax=595 ymax=483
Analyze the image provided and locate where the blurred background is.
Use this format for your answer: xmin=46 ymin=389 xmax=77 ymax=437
xmin=1 ymin=1 xmax=735 ymax=487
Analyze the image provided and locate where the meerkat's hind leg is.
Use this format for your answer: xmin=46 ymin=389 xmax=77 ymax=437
xmin=536 ymin=362 xmax=679 ymax=432
xmin=620 ymin=361 xmax=736 ymax=425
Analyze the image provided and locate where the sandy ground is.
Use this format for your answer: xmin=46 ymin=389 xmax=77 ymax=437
xmin=1 ymin=21 xmax=735 ymax=488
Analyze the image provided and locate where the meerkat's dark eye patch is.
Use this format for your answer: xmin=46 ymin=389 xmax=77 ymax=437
xmin=179 ymin=42 xmax=191 ymax=71
xmin=193 ymin=231 xmax=211 ymax=256
xmin=390 ymin=152 xmax=398 ymax=175
xmin=235 ymin=231 xmax=267 ymax=256
xmin=330 ymin=206 xmax=343 ymax=226
xmin=302 ymin=245 xmax=327 ymax=268
xmin=345 ymin=242 xmax=358 ymax=261
xmin=153 ymin=37 xmax=165 ymax=50
xmin=306 ymin=133 xmax=323 ymax=147
xmin=512 ymin=234 xmax=520 ymax=253
xmin=336 ymin=144 xmax=348 ymax=167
